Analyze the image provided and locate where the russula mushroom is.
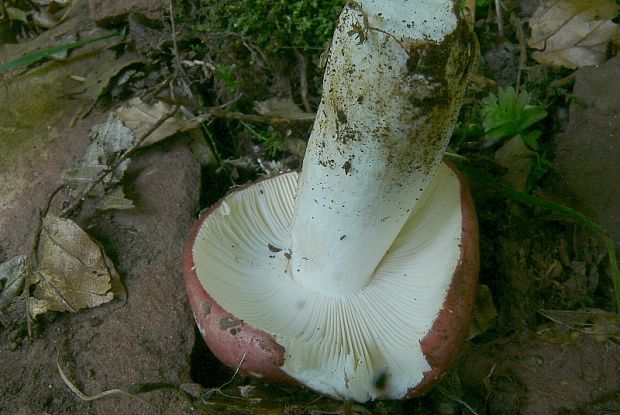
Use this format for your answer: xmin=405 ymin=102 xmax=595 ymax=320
xmin=184 ymin=0 xmax=478 ymax=402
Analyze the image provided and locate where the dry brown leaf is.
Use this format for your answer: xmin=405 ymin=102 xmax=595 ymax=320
xmin=28 ymin=215 xmax=124 ymax=318
xmin=253 ymin=97 xmax=315 ymax=121
xmin=528 ymin=0 xmax=620 ymax=68
xmin=494 ymin=135 xmax=536 ymax=192
xmin=539 ymin=308 xmax=620 ymax=343
xmin=95 ymin=186 xmax=135 ymax=211
xmin=116 ymin=97 xmax=186 ymax=148
xmin=63 ymin=115 xmax=135 ymax=210
xmin=469 ymin=284 xmax=498 ymax=339
xmin=0 ymin=255 xmax=27 ymax=308
xmin=70 ymin=51 xmax=145 ymax=105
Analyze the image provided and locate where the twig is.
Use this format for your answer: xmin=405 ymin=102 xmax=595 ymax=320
xmin=201 ymin=353 xmax=251 ymax=402
xmin=60 ymin=107 xmax=179 ymax=218
xmin=24 ymin=212 xmax=42 ymax=339
xmin=463 ymin=0 xmax=477 ymax=29
xmin=56 ymin=340 xmax=152 ymax=406
xmin=294 ymin=48 xmax=312 ymax=113
xmin=513 ymin=15 xmax=527 ymax=94
xmin=537 ymin=310 xmax=591 ymax=332
xmin=495 ymin=0 xmax=504 ymax=38
xmin=204 ymin=31 xmax=268 ymax=69
xmin=437 ymin=386 xmax=480 ymax=415
xmin=185 ymin=107 xmax=315 ymax=129
xmin=168 ymin=0 xmax=185 ymax=77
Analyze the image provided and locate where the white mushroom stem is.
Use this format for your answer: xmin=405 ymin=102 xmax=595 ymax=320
xmin=290 ymin=0 xmax=474 ymax=295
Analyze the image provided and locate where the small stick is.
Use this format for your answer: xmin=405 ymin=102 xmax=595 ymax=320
xmin=56 ymin=340 xmax=152 ymax=406
xmin=168 ymin=0 xmax=185 ymax=77
xmin=185 ymin=108 xmax=314 ymax=129
xmin=495 ymin=0 xmax=504 ymax=38
xmin=464 ymin=0 xmax=477 ymax=28
xmin=513 ymin=15 xmax=527 ymax=94
xmin=437 ymin=386 xmax=481 ymax=415
xmin=294 ymin=48 xmax=312 ymax=113
xmin=201 ymin=353 xmax=250 ymax=401
xmin=23 ymin=213 xmax=41 ymax=339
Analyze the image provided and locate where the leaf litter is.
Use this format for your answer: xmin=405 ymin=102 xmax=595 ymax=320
xmin=528 ymin=0 xmax=620 ymax=68
xmin=0 ymin=255 xmax=27 ymax=308
xmin=116 ymin=97 xmax=189 ymax=148
xmin=25 ymin=99 xmax=184 ymax=318
xmin=63 ymin=114 xmax=136 ymax=211
xmin=539 ymin=308 xmax=620 ymax=343
xmin=28 ymin=215 xmax=125 ymax=318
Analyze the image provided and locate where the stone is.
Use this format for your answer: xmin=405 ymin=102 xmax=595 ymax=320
xmin=553 ymin=55 xmax=620 ymax=250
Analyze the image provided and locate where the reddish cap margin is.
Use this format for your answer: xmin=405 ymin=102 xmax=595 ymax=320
xmin=405 ymin=160 xmax=480 ymax=397
xmin=183 ymin=173 xmax=299 ymax=386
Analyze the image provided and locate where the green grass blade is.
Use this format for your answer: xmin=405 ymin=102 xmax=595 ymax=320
xmin=0 ymin=31 xmax=122 ymax=74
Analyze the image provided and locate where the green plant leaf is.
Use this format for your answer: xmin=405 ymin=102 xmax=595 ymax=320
xmin=0 ymin=31 xmax=122 ymax=74
xmin=482 ymin=87 xmax=548 ymax=141
xmin=521 ymin=130 xmax=543 ymax=152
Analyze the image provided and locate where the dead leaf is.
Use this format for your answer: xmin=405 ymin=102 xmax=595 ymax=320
xmin=95 ymin=186 xmax=135 ymax=211
xmin=528 ymin=0 xmax=620 ymax=68
xmin=69 ymin=50 xmax=145 ymax=104
xmin=116 ymin=97 xmax=186 ymax=148
xmin=63 ymin=114 xmax=135 ymax=210
xmin=5 ymin=7 xmax=29 ymax=24
xmin=28 ymin=215 xmax=124 ymax=318
xmin=0 ymin=255 xmax=27 ymax=308
xmin=117 ymin=98 xmax=218 ymax=167
xmin=469 ymin=284 xmax=498 ymax=339
xmin=494 ymin=135 xmax=536 ymax=192
xmin=539 ymin=308 xmax=620 ymax=343
xmin=253 ymin=97 xmax=315 ymax=121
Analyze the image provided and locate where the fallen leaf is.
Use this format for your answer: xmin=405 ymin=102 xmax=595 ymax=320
xmin=28 ymin=215 xmax=124 ymax=318
xmin=539 ymin=308 xmax=620 ymax=343
xmin=94 ymin=186 xmax=135 ymax=211
xmin=5 ymin=7 xmax=29 ymax=24
xmin=494 ymin=135 xmax=536 ymax=192
xmin=117 ymin=97 xmax=218 ymax=167
xmin=0 ymin=255 xmax=27 ymax=308
xmin=253 ymin=97 xmax=315 ymax=120
xmin=528 ymin=0 xmax=620 ymax=68
xmin=116 ymin=97 xmax=186 ymax=148
xmin=63 ymin=114 xmax=135 ymax=210
xmin=69 ymin=50 xmax=145 ymax=104
xmin=469 ymin=284 xmax=498 ymax=339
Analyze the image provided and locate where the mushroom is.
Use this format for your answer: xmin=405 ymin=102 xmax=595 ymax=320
xmin=184 ymin=0 xmax=478 ymax=402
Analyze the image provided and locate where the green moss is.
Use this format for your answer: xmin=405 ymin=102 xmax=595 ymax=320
xmin=194 ymin=0 xmax=346 ymax=52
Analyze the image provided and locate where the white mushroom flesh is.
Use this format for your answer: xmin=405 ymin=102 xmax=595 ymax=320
xmin=290 ymin=0 xmax=472 ymax=294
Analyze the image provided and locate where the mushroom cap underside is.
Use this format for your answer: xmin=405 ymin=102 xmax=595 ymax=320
xmin=183 ymin=161 xmax=479 ymax=402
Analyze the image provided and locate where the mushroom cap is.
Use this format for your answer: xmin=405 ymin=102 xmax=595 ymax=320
xmin=183 ymin=161 xmax=479 ymax=401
